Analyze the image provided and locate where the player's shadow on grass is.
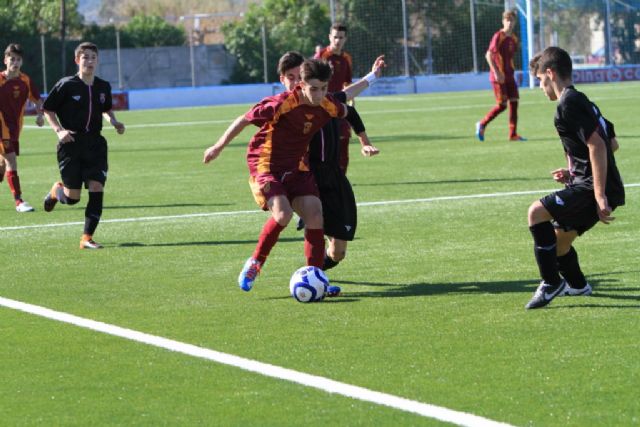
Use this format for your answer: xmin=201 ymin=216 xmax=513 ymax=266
xmin=334 ymin=272 xmax=640 ymax=308
xmin=118 ymin=237 xmax=303 ymax=248
xmin=333 ymin=278 xmax=538 ymax=297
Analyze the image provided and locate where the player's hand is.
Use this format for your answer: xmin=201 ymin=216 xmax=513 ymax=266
xmin=372 ymin=55 xmax=386 ymax=78
xmin=551 ymin=168 xmax=570 ymax=184
xmin=113 ymin=121 xmax=125 ymax=134
xmin=35 ymin=114 xmax=44 ymax=127
xmin=56 ymin=129 xmax=75 ymax=144
xmin=361 ymin=144 xmax=380 ymax=157
xmin=494 ymin=70 xmax=505 ymax=84
xmin=596 ymin=195 xmax=614 ymax=224
xmin=203 ymin=144 xmax=224 ymax=164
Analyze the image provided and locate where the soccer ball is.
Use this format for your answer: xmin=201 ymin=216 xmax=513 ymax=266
xmin=289 ymin=266 xmax=328 ymax=303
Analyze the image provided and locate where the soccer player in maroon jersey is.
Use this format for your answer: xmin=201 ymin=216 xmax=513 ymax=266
xmin=315 ymin=23 xmax=355 ymax=173
xmin=278 ymin=52 xmax=384 ymax=272
xmin=475 ymin=10 xmax=526 ymax=142
xmin=203 ymin=59 xmax=348 ymax=293
xmin=0 ymin=43 xmax=44 ymax=212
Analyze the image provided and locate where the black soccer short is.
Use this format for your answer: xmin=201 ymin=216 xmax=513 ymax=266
xmin=312 ymin=163 xmax=357 ymax=241
xmin=57 ymin=133 xmax=108 ymax=189
xmin=540 ymin=185 xmax=616 ymax=235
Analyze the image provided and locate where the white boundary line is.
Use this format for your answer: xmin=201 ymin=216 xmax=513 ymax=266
xmin=0 ymin=296 xmax=514 ymax=427
xmin=1 ymin=184 xmax=638 ymax=232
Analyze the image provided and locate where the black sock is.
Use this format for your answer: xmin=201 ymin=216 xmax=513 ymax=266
xmin=557 ymin=247 xmax=587 ymax=289
xmin=84 ymin=192 xmax=103 ymax=236
xmin=529 ymin=222 xmax=562 ymax=286
xmin=323 ymin=254 xmax=340 ymax=271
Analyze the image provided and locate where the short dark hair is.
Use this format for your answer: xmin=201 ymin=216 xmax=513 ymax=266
xmin=300 ymin=59 xmax=332 ymax=82
xmin=529 ymin=46 xmax=572 ymax=80
xmin=4 ymin=43 xmax=23 ymax=58
xmin=330 ymin=23 xmax=347 ymax=33
xmin=277 ymin=51 xmax=304 ymax=76
xmin=75 ymin=42 xmax=99 ymax=58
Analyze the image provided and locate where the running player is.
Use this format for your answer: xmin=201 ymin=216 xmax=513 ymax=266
xmin=42 ymin=42 xmax=126 ymax=249
xmin=0 ymin=43 xmax=44 ymax=212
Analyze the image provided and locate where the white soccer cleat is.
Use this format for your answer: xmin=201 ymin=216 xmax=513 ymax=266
xmin=80 ymin=238 xmax=104 ymax=249
xmin=16 ymin=201 xmax=35 ymax=212
xmin=562 ymin=283 xmax=593 ymax=296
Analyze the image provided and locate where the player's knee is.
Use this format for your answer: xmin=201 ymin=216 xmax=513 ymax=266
xmin=556 ymin=242 xmax=572 ymax=257
xmin=527 ymin=201 xmax=547 ymax=225
xmin=272 ymin=210 xmax=293 ymax=226
xmin=328 ymin=248 xmax=346 ymax=262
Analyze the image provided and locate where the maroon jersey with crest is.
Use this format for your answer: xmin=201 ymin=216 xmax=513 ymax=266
xmin=244 ymin=87 xmax=345 ymax=176
xmin=488 ymin=30 xmax=519 ymax=83
xmin=0 ymin=71 xmax=41 ymax=141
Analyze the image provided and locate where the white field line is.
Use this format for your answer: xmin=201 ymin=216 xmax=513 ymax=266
xmin=1 ymin=184 xmax=638 ymax=233
xmin=0 ymin=296 xmax=514 ymax=427
xmin=22 ymin=93 xmax=640 ymax=131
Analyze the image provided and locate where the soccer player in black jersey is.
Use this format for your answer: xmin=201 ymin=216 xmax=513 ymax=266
xmin=42 ymin=42 xmax=125 ymax=249
xmin=524 ymin=47 xmax=625 ymax=309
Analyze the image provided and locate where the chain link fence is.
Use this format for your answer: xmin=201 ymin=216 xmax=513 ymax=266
xmin=5 ymin=0 xmax=639 ymax=91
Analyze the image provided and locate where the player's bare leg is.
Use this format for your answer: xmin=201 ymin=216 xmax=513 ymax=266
xmin=239 ymin=195 xmax=291 ymax=291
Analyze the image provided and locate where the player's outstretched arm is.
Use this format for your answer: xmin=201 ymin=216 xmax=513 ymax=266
xmin=203 ymin=115 xmax=250 ymax=164
xmin=343 ymin=55 xmax=386 ymax=102
xmin=103 ymin=111 xmax=125 ymax=134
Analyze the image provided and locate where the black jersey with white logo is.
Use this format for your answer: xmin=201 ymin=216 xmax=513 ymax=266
xmin=554 ymin=86 xmax=624 ymax=207
xmin=43 ymin=75 xmax=113 ymax=134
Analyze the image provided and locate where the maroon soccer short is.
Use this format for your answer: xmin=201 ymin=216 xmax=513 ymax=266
xmin=249 ymin=170 xmax=320 ymax=211
xmin=491 ymin=79 xmax=519 ymax=103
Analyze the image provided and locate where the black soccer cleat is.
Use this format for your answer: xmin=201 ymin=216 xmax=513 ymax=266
xmin=525 ymin=280 xmax=567 ymax=309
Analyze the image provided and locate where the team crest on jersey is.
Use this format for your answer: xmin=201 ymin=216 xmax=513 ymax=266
xmin=303 ymin=122 xmax=313 ymax=134
xmin=100 ymin=93 xmax=106 ymax=103
xmin=262 ymin=182 xmax=271 ymax=193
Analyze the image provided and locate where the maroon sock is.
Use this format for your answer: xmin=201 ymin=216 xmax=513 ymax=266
xmin=252 ymin=217 xmax=285 ymax=265
xmin=481 ymin=103 xmax=507 ymax=127
xmin=6 ymin=170 xmax=22 ymax=203
xmin=508 ymin=100 xmax=518 ymax=137
xmin=304 ymin=228 xmax=325 ymax=268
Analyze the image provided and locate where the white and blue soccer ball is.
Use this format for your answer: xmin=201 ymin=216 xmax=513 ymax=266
xmin=289 ymin=266 xmax=328 ymax=303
